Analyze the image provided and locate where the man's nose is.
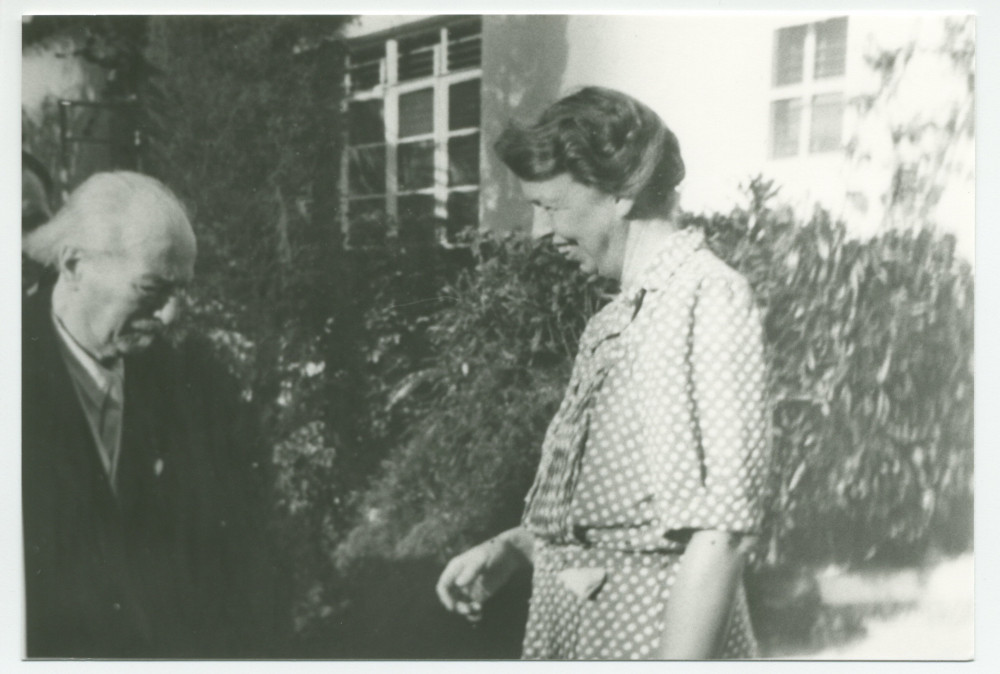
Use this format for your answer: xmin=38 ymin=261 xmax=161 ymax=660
xmin=531 ymin=208 xmax=554 ymax=240
xmin=154 ymin=294 xmax=182 ymax=326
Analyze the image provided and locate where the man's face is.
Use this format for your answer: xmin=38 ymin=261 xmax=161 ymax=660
xmin=72 ymin=217 xmax=195 ymax=361
xmin=520 ymin=174 xmax=629 ymax=280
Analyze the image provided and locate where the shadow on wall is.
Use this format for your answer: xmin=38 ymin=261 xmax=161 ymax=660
xmin=481 ymin=15 xmax=570 ymax=234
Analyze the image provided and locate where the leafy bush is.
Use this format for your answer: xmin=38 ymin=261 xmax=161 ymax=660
xmin=354 ymin=246 xmax=476 ymax=479
xmin=335 ymin=237 xmax=609 ymax=568
xmin=690 ymin=179 xmax=974 ymax=567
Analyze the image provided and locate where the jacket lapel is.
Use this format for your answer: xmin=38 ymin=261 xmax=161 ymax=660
xmin=23 ymin=293 xmax=118 ymax=510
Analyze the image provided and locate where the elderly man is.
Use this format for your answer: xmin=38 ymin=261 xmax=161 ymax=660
xmin=22 ymin=171 xmax=276 ymax=658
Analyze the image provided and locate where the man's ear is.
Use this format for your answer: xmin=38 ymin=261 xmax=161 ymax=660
xmin=57 ymin=246 xmax=84 ymax=286
xmin=614 ymin=197 xmax=635 ymax=219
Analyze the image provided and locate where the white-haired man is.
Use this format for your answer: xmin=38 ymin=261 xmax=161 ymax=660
xmin=22 ymin=172 xmax=276 ymax=657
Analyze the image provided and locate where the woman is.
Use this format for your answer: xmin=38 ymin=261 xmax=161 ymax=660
xmin=435 ymin=87 xmax=770 ymax=660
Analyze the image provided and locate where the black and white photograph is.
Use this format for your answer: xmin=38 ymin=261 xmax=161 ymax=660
xmin=7 ymin=0 xmax=987 ymax=664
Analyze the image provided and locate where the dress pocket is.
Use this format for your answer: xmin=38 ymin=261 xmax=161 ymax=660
xmin=555 ymin=567 xmax=607 ymax=601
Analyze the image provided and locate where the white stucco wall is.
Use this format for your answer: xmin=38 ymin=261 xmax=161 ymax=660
xmin=557 ymin=15 xmax=774 ymax=216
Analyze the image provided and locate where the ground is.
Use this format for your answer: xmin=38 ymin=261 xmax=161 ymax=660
xmin=797 ymin=553 xmax=973 ymax=660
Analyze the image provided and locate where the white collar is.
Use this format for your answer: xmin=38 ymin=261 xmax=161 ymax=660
xmin=620 ymin=220 xmax=697 ymax=294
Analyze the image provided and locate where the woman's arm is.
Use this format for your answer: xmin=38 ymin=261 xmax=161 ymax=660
xmin=656 ymin=529 xmax=750 ymax=659
xmin=435 ymin=525 xmax=534 ymax=622
xmin=492 ymin=525 xmax=535 ymax=563
xmin=652 ymin=275 xmax=767 ymax=657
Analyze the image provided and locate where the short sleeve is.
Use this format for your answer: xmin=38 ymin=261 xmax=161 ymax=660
xmin=641 ymin=274 xmax=770 ymax=539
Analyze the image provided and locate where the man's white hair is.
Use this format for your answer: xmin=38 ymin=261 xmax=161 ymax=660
xmin=23 ymin=171 xmax=192 ymax=268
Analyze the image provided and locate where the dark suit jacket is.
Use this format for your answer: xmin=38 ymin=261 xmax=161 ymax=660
xmin=22 ymin=289 xmax=278 ymax=658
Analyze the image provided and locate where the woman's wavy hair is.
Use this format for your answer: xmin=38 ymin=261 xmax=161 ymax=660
xmin=494 ymin=86 xmax=685 ymax=220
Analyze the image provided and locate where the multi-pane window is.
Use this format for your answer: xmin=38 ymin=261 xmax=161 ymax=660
xmin=344 ymin=18 xmax=482 ymax=247
xmin=770 ymin=17 xmax=847 ymax=159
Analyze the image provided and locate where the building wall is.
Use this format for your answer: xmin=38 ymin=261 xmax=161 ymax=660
xmin=342 ymin=14 xmax=975 ymax=258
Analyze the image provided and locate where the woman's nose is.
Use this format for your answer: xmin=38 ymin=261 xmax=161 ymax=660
xmin=531 ymin=207 xmax=554 ymax=240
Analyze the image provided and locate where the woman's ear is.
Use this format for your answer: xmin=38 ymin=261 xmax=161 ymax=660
xmin=614 ymin=197 xmax=635 ymax=219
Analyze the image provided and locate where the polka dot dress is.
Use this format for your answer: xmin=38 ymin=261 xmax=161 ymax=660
xmin=521 ymin=227 xmax=770 ymax=660
xmin=522 ymin=542 xmax=759 ymax=660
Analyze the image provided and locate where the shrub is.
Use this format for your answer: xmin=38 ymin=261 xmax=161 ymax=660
xmin=689 ymin=180 xmax=974 ymax=567
xmin=335 ymin=236 xmax=609 ymax=568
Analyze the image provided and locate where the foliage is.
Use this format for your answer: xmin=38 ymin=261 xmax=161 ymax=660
xmin=336 ymin=237 xmax=609 ymax=569
xmin=846 ymin=16 xmax=974 ymax=231
xmin=142 ymin=16 xmax=359 ymax=639
xmin=696 ymin=176 xmax=973 ymax=567
xmin=356 ymin=246 xmax=475 ymax=468
xmin=145 ymin=14 xmax=357 ymax=458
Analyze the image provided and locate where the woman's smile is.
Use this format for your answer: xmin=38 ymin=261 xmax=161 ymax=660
xmin=521 ymin=175 xmax=630 ymax=280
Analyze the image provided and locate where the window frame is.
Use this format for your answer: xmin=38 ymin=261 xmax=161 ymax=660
xmin=769 ymin=17 xmax=848 ymax=160
xmin=342 ymin=18 xmax=482 ymax=247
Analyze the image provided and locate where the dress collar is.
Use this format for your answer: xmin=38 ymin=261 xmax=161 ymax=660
xmin=620 ymin=225 xmax=705 ymax=297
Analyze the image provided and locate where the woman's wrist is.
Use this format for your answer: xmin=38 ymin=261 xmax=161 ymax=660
xmin=489 ymin=526 xmax=533 ymax=566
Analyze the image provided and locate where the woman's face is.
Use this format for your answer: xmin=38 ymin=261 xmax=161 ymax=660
xmin=520 ymin=174 xmax=630 ymax=280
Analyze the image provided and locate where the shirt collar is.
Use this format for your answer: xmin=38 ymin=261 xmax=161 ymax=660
xmin=51 ymin=311 xmax=124 ymax=395
xmin=621 ymin=225 xmax=705 ymax=296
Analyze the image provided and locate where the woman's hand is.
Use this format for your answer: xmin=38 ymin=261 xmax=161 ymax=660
xmin=435 ymin=527 xmax=532 ymax=623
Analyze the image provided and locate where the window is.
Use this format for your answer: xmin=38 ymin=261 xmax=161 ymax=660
xmin=770 ymin=17 xmax=847 ymax=159
xmin=770 ymin=99 xmax=803 ymax=159
xmin=774 ymin=24 xmax=806 ymax=86
xmin=344 ymin=18 xmax=482 ymax=247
